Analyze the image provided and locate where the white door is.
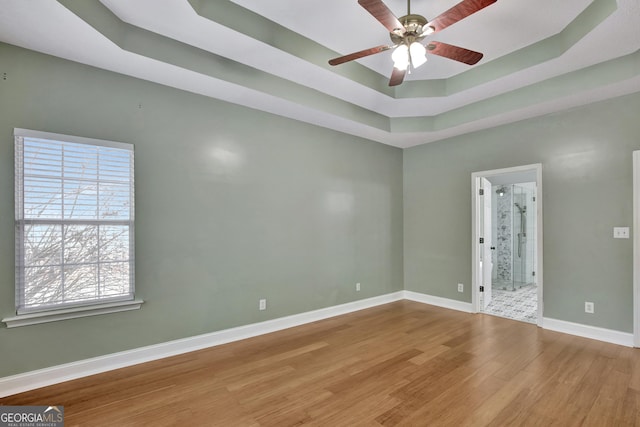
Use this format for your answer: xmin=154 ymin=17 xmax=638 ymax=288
xmin=481 ymin=178 xmax=493 ymax=309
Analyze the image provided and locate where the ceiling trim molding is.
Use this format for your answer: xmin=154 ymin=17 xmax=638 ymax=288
xmin=57 ymin=0 xmax=391 ymax=130
xmin=398 ymin=0 xmax=617 ymax=97
xmin=392 ymin=49 xmax=640 ymax=132
xmin=187 ymin=0 xmax=394 ymax=95
xmin=190 ymin=0 xmax=615 ymax=101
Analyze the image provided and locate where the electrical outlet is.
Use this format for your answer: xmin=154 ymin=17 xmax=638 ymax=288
xmin=613 ymin=227 xmax=630 ymax=239
xmin=356 ymin=282 xmax=361 ymax=292
xmin=585 ymin=301 xmax=594 ymax=314
xmin=259 ymin=299 xmax=267 ymax=311
xmin=458 ymin=283 xmax=464 ymax=293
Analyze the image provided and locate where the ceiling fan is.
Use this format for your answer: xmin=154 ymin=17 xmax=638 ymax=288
xmin=329 ymin=0 xmax=497 ymax=86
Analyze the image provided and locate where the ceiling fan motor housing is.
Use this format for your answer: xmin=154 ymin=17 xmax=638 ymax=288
xmin=390 ymin=14 xmax=429 ymax=44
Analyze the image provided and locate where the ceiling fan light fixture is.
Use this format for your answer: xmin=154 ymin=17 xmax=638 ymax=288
xmin=391 ymin=44 xmax=409 ymax=70
xmin=421 ymin=25 xmax=435 ymax=36
xmin=409 ymin=42 xmax=427 ymax=67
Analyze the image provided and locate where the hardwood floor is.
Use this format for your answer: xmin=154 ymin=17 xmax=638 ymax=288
xmin=2 ymin=300 xmax=640 ymax=426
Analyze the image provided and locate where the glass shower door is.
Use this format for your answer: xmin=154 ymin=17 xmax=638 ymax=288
xmin=512 ymin=184 xmax=535 ymax=287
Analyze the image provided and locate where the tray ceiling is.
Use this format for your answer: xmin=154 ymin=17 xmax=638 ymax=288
xmin=0 ymin=0 xmax=638 ymax=147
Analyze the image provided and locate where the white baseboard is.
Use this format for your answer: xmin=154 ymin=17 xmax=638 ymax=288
xmin=0 ymin=292 xmax=404 ymax=398
xmin=403 ymin=290 xmax=474 ymax=313
xmin=543 ymin=317 xmax=634 ymax=347
xmin=3 ymin=291 xmax=635 ymax=398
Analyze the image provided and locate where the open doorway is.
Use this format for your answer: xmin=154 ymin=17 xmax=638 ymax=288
xmin=472 ymin=164 xmax=543 ymax=326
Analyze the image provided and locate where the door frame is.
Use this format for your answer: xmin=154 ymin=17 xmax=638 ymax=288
xmin=633 ymin=151 xmax=640 ymax=347
xmin=480 ymin=177 xmax=493 ymax=310
xmin=471 ymin=163 xmax=543 ymax=326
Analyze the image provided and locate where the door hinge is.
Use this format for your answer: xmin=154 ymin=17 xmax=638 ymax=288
xmin=533 ymin=196 xmax=536 ymax=202
xmin=480 ymin=286 xmax=484 ymax=292
xmin=479 ymin=237 xmax=484 ymax=244
xmin=532 ymin=271 xmax=536 ymax=276
xmin=479 ymin=189 xmax=484 ymax=196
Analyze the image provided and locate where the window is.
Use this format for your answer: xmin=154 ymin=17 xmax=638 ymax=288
xmin=12 ymin=129 xmax=137 ymax=321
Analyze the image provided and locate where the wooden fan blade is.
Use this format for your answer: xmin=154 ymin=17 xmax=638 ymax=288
xmin=329 ymin=45 xmax=393 ymax=66
xmin=389 ymin=67 xmax=406 ymax=86
xmin=428 ymin=0 xmax=497 ymax=33
xmin=426 ymin=41 xmax=483 ymax=65
xmin=358 ymin=0 xmax=406 ymax=35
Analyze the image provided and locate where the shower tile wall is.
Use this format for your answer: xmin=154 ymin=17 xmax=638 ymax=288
xmin=496 ymin=186 xmax=512 ymax=283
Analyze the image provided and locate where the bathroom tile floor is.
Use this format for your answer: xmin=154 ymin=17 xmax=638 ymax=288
xmin=484 ymin=284 xmax=537 ymax=324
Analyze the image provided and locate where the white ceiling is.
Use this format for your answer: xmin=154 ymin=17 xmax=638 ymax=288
xmin=0 ymin=0 xmax=638 ymax=148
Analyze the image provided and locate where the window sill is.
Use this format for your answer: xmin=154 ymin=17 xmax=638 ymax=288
xmin=2 ymin=299 xmax=144 ymax=328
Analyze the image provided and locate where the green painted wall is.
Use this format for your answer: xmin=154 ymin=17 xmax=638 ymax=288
xmin=0 ymin=43 xmax=404 ymax=377
xmin=404 ymin=92 xmax=640 ymax=332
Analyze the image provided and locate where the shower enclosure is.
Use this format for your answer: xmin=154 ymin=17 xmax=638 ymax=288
xmin=492 ymin=183 xmax=536 ymax=291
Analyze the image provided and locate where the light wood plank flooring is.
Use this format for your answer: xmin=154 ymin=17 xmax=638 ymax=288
xmin=2 ymin=300 xmax=640 ymax=426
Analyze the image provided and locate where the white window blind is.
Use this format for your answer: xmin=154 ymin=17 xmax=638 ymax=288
xmin=14 ymin=129 xmax=135 ymax=314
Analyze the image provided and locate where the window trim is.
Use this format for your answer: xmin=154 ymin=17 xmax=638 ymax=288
xmin=4 ymin=128 xmax=141 ymax=327
xmin=2 ymin=299 xmax=144 ymax=328
xmin=13 ymin=128 xmax=133 ymax=150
